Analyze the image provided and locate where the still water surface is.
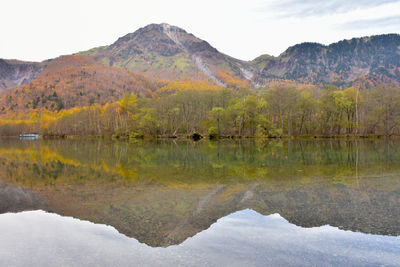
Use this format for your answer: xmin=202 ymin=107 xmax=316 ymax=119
xmin=0 ymin=139 xmax=399 ymax=266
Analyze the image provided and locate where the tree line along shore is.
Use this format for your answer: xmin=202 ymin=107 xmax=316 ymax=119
xmin=1 ymin=84 xmax=400 ymax=139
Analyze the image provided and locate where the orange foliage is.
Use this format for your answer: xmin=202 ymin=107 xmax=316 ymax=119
xmin=260 ymin=78 xmax=317 ymax=90
xmin=0 ymin=56 xmax=158 ymax=113
xmin=155 ymin=79 xmax=224 ymax=95
xmin=216 ymin=70 xmax=250 ymax=89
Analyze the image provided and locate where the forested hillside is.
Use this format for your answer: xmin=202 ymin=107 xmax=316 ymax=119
xmin=0 ymin=55 xmax=159 ymax=112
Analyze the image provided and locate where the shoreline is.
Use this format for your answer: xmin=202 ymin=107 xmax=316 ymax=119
xmin=10 ymin=133 xmax=400 ymax=140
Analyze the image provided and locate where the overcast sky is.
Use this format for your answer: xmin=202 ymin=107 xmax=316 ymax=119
xmin=1 ymin=0 xmax=399 ymax=62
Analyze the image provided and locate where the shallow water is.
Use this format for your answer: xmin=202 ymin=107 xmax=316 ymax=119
xmin=0 ymin=139 xmax=399 ymax=266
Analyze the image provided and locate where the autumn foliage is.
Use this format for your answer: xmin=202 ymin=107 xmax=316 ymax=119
xmin=1 ymin=54 xmax=400 ymax=138
xmin=216 ymin=70 xmax=250 ymax=89
xmin=0 ymin=56 xmax=158 ymax=113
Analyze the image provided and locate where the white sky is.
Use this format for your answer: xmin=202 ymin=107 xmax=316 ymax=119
xmin=1 ymin=0 xmax=399 ymax=62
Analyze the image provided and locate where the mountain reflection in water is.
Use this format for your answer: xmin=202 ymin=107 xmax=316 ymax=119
xmin=0 ymin=209 xmax=399 ymax=267
xmin=0 ymin=138 xmax=399 ymax=265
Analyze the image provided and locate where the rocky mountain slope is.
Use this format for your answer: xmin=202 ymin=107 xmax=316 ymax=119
xmin=255 ymin=34 xmax=400 ymax=86
xmin=0 ymin=59 xmax=44 ymax=90
xmin=78 ymin=23 xmax=255 ymax=87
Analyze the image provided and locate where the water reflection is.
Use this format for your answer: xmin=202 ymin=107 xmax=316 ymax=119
xmin=0 ymin=139 xmax=399 ymax=248
xmin=0 ymin=209 xmax=399 ymax=267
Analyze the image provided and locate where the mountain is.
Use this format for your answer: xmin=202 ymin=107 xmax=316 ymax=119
xmin=77 ymin=23 xmax=255 ymax=87
xmin=255 ymin=34 xmax=400 ymax=86
xmin=0 ymin=59 xmax=44 ymax=90
xmin=80 ymin=25 xmax=400 ymax=87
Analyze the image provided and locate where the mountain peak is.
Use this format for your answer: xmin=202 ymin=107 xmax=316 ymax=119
xmin=92 ymin=23 xmax=245 ymax=85
xmin=137 ymin=23 xmax=188 ymax=36
xmin=160 ymin=23 xmax=187 ymax=33
xmin=143 ymin=23 xmax=186 ymax=32
xmin=113 ymin=23 xmax=187 ymax=45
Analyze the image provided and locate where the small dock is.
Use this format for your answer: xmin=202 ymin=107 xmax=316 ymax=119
xmin=19 ymin=134 xmax=40 ymax=139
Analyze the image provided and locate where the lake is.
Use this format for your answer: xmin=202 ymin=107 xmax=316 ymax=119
xmin=0 ymin=138 xmax=399 ymax=266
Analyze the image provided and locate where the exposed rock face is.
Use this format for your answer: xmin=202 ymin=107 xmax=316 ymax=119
xmin=0 ymin=59 xmax=44 ymax=90
xmin=255 ymin=34 xmax=400 ymax=86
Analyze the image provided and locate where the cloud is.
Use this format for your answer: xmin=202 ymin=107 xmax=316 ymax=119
xmin=339 ymin=16 xmax=400 ymax=30
xmin=261 ymin=0 xmax=400 ymax=18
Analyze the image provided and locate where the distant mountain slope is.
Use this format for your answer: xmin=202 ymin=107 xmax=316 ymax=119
xmin=0 ymin=55 xmax=158 ymax=112
xmin=78 ymin=23 xmax=255 ymax=87
xmin=255 ymin=34 xmax=400 ymax=86
xmin=0 ymin=59 xmax=44 ymax=90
